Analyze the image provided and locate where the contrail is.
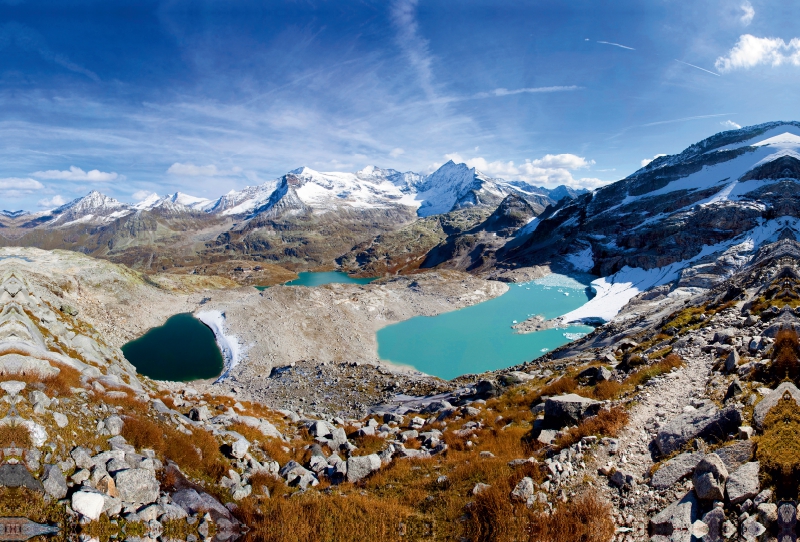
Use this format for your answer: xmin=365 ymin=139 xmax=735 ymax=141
xmin=675 ymin=59 xmax=721 ymax=77
xmin=597 ymin=40 xmax=635 ymax=50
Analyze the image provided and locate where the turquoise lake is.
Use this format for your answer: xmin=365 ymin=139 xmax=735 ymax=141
xmin=121 ymin=313 xmax=224 ymax=381
xmin=257 ymin=271 xmax=376 ymax=290
xmin=377 ymin=274 xmax=596 ymax=380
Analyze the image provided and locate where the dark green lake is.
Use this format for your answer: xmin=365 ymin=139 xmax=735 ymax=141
xmin=121 ymin=313 xmax=224 ymax=381
xmin=256 ymin=271 xmax=376 ymax=290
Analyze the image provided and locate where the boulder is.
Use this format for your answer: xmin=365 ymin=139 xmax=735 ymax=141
xmin=230 ymin=438 xmax=250 ymax=459
xmin=713 ymin=329 xmax=736 ymax=344
xmin=650 ymin=452 xmax=704 ymax=489
xmin=188 ymin=406 xmax=210 ymax=422
xmin=171 ymin=488 xmax=232 ymax=522
xmin=71 ymin=448 xmax=93 ymax=470
xmin=723 ymin=379 xmax=743 ymax=402
xmin=724 ymin=350 xmax=739 ymax=373
xmin=41 ymin=464 xmax=67 ymax=500
xmin=692 ymin=454 xmax=728 ymax=501
xmin=103 ymin=415 xmax=124 ymax=436
xmin=753 ymin=382 xmax=800 ymax=429
xmin=577 ymin=366 xmax=612 ymax=384
xmin=346 ymin=454 xmax=381 ymax=483
xmin=72 ymin=491 xmax=105 ymax=521
xmin=113 ymin=468 xmax=159 ymax=504
xmin=52 ymin=412 xmax=68 ymax=429
xmin=649 ymin=491 xmax=700 ymax=542
xmin=726 ymin=462 xmax=760 ymax=505
xmin=714 ymin=440 xmax=754 ymax=471
xmin=510 ymin=477 xmax=535 ymax=504
xmin=544 ymin=394 xmax=601 ymax=427
xmin=654 ymin=404 xmax=742 ymax=457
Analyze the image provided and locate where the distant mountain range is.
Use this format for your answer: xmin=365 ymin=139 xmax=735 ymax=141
xmin=1 ymin=161 xmax=585 ymax=228
xmin=0 ymin=161 xmax=585 ymax=274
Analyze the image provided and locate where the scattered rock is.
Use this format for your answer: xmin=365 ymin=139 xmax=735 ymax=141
xmin=544 ymin=394 xmax=601 ymax=427
xmin=72 ymin=491 xmax=105 ymax=521
xmin=654 ymin=404 xmax=742 ymax=457
xmin=650 ymin=452 xmax=704 ymax=490
xmin=692 ymin=454 xmax=728 ymax=501
xmin=346 ymin=454 xmax=381 ymax=483
xmin=726 ymin=462 xmax=760 ymax=505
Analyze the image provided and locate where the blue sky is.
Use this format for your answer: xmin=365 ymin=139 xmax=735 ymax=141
xmin=3 ymin=0 xmax=800 ymax=210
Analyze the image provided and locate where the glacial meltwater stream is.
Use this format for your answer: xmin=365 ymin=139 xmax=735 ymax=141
xmin=377 ymin=274 xmax=596 ymax=380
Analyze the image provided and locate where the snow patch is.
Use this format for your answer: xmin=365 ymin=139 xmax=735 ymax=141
xmin=565 ymin=244 xmax=594 ymax=272
xmin=559 ymin=218 xmax=798 ymax=324
xmin=195 ymin=310 xmax=243 ymax=380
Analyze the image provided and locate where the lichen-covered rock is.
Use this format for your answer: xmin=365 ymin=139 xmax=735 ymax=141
xmin=726 ymin=462 xmax=760 ymax=505
xmin=654 ymin=404 xmax=741 ymax=457
xmin=650 ymin=452 xmax=704 ymax=489
xmin=346 ymin=454 xmax=381 ymax=483
xmin=649 ymin=491 xmax=700 ymax=542
xmin=692 ymin=454 xmax=728 ymax=501
xmin=543 ymin=394 xmax=601 ymax=427
xmin=113 ymin=468 xmax=159 ymax=504
xmin=753 ymin=382 xmax=800 ymax=429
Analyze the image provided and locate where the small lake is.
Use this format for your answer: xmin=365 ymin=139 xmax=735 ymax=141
xmin=256 ymin=271 xmax=376 ymax=290
xmin=121 ymin=313 xmax=224 ymax=381
xmin=377 ymin=274 xmax=596 ymax=380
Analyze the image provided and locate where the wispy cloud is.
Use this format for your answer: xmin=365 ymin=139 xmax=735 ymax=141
xmin=640 ymin=113 xmax=733 ymax=128
xmin=167 ymin=163 xmax=243 ymax=177
xmin=32 ymin=166 xmax=119 ymax=181
xmin=740 ymin=1 xmax=755 ymax=25
xmin=390 ymin=0 xmax=436 ymax=100
xmin=0 ymin=22 xmax=99 ymax=81
xmin=596 ymin=40 xmax=635 ymax=51
xmin=720 ymin=120 xmax=742 ymax=129
xmin=715 ymin=34 xmax=800 ymax=72
xmin=674 ymin=59 xmax=720 ymax=76
xmin=473 ymin=86 xmax=581 ymax=98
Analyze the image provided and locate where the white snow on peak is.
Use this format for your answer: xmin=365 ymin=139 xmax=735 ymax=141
xmin=133 ymin=193 xmax=161 ymax=210
xmin=752 ymin=131 xmax=800 ymax=148
xmin=166 ymin=192 xmax=214 ymax=210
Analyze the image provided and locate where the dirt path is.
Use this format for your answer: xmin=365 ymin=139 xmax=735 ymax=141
xmin=595 ymin=345 xmax=716 ymax=541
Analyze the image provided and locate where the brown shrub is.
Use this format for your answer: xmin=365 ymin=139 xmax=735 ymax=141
xmin=233 ymin=492 xmax=411 ymax=542
xmin=539 ymin=377 xmax=577 ymax=397
xmin=554 ymin=407 xmax=629 ymax=449
xmin=121 ymin=415 xmax=227 ymax=480
xmin=757 ymin=391 xmax=800 ymax=498
xmin=593 ymin=380 xmax=624 ymax=400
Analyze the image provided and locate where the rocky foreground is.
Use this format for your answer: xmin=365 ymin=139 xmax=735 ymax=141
xmin=5 ymin=237 xmax=800 ymax=541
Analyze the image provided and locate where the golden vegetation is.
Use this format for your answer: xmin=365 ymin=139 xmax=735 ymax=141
xmin=756 ymin=392 xmax=800 ymax=498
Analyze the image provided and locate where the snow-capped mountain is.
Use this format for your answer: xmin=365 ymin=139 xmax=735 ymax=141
xmin=44 ymin=191 xmax=133 ymax=228
xmin=504 ymin=120 xmax=800 ymax=324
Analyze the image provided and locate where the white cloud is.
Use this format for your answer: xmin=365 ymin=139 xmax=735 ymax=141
xmin=389 ymin=148 xmax=405 ymax=158
xmin=740 ymin=1 xmax=755 ymax=25
xmin=720 ymin=120 xmax=742 ymax=129
xmin=715 ymin=34 xmax=800 ymax=72
xmin=132 ymin=190 xmax=155 ymax=201
xmin=167 ymin=163 xmax=243 ymax=177
xmin=32 ymin=165 xmax=119 ymax=181
xmin=38 ymin=194 xmax=66 ymax=207
xmin=391 ymin=0 xmax=436 ymax=100
xmin=0 ymin=177 xmax=43 ymax=190
xmin=443 ymin=153 xmax=607 ymax=190
xmin=641 ymin=154 xmax=667 ymax=167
